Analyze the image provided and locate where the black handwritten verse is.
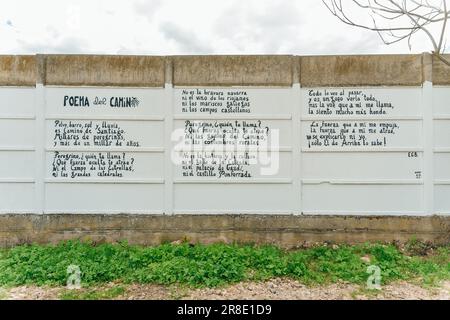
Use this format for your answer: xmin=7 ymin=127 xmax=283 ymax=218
xmin=307 ymin=89 xmax=393 ymax=116
xmin=305 ymin=89 xmax=400 ymax=148
xmin=52 ymin=120 xmax=140 ymax=147
xmin=180 ymin=151 xmax=255 ymax=179
xmin=182 ymin=120 xmax=270 ymax=147
xmin=51 ymin=151 xmax=135 ymax=179
xmin=305 ymin=121 xmax=399 ymax=148
xmin=51 ymin=119 xmax=141 ymax=179
xmin=180 ymin=89 xmax=251 ymax=114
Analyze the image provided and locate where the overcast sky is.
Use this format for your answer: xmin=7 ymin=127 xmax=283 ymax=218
xmin=0 ymin=0 xmax=443 ymax=55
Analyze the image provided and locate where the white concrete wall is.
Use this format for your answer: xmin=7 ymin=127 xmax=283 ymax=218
xmin=0 ymin=87 xmax=36 ymax=213
xmin=433 ymin=86 xmax=450 ymax=214
xmin=0 ymin=58 xmax=448 ymax=216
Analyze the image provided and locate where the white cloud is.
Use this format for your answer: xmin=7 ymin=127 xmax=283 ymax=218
xmin=133 ymin=0 xmax=163 ymax=21
xmin=17 ymin=36 xmax=88 ymax=54
xmin=0 ymin=0 xmax=438 ymax=55
xmin=160 ymin=21 xmax=212 ymax=53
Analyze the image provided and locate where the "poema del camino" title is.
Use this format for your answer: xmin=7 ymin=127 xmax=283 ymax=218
xmin=63 ymin=95 xmax=140 ymax=108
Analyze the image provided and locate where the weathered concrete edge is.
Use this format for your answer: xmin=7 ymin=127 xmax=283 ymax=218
xmin=432 ymin=54 xmax=450 ymax=85
xmin=2 ymin=54 xmax=448 ymax=87
xmin=43 ymin=54 xmax=166 ymax=87
xmin=300 ymin=54 xmax=423 ymax=87
xmin=172 ymin=55 xmax=295 ymax=86
xmin=0 ymin=55 xmax=36 ymax=86
xmin=0 ymin=214 xmax=448 ymax=248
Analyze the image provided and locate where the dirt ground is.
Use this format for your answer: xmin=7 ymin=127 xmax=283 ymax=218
xmin=2 ymin=279 xmax=449 ymax=300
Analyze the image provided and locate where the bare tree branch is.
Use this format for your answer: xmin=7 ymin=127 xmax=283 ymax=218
xmin=322 ymin=0 xmax=450 ymax=66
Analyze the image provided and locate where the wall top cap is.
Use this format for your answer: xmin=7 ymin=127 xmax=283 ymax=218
xmin=300 ymin=54 xmax=423 ymax=87
xmin=0 ymin=54 xmax=441 ymax=87
xmin=0 ymin=55 xmax=36 ymax=86
xmin=171 ymin=55 xmax=295 ymax=86
xmin=42 ymin=54 xmax=166 ymax=87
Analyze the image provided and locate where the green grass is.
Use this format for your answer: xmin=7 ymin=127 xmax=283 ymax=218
xmin=0 ymin=240 xmax=448 ymax=288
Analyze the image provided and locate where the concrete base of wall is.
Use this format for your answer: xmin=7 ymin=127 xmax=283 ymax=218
xmin=1 ymin=215 xmax=449 ymax=248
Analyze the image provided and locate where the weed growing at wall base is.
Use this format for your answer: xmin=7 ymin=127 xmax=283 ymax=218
xmin=0 ymin=241 xmax=448 ymax=288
